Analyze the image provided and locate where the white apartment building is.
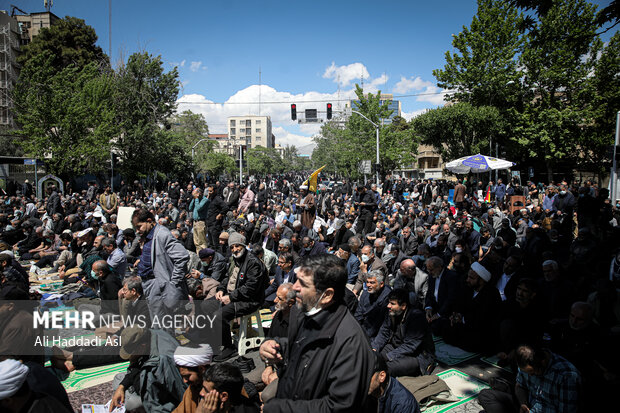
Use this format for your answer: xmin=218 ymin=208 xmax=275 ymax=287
xmin=227 ymin=115 xmax=273 ymax=150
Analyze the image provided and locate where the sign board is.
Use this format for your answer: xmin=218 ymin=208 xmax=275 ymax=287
xmin=448 ymin=189 xmax=455 ymax=205
xmin=117 ymin=207 xmax=136 ymax=231
xmin=23 ymin=159 xmax=44 ymax=166
xmin=37 ymin=174 xmax=63 ymax=196
xmin=359 ymin=160 xmax=372 ymax=174
xmin=528 ymin=167 xmax=534 ymax=178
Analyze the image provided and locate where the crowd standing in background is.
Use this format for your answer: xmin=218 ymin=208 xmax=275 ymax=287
xmin=0 ymin=172 xmax=619 ymax=412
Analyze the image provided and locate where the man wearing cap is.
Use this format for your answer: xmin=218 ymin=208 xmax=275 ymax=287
xmin=296 ymin=186 xmax=316 ymax=230
xmin=438 ymin=262 xmax=502 ymax=353
xmin=132 ymin=208 xmax=189 ymax=321
xmin=191 ymin=248 xmax=228 ymax=287
xmin=110 ymin=327 xmax=186 ymax=412
xmin=172 ymin=344 xmax=213 ymax=413
xmin=337 ymin=243 xmax=360 ymax=288
xmin=205 ymin=232 xmax=268 ymax=361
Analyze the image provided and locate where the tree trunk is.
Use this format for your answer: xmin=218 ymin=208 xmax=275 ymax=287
xmin=546 ymin=162 xmax=553 ymax=184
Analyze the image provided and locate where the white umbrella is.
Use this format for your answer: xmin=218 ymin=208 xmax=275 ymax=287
xmin=446 ymin=154 xmax=515 ymax=174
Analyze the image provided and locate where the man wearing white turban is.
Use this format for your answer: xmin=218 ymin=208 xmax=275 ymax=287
xmin=0 ymin=359 xmax=71 ymax=412
xmin=172 ymin=344 xmax=213 ymax=413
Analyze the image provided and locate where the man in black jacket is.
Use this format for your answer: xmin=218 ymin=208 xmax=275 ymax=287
xmin=438 ymin=262 xmax=502 ymax=354
xmin=424 ymin=256 xmax=459 ymax=334
xmin=203 ymin=233 xmax=268 ymax=361
xmin=354 ymin=270 xmax=391 ymax=340
xmin=371 ymin=289 xmax=436 ymax=377
xmin=260 ymin=254 xmax=374 ymax=412
xmin=205 ymin=185 xmax=228 ymax=248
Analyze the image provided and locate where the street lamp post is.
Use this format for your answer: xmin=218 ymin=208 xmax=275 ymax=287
xmin=191 ymin=138 xmax=214 ymax=158
xmin=351 ymin=110 xmax=380 ymax=186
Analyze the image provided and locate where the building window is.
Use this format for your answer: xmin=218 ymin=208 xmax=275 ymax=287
xmin=255 ymin=128 xmax=261 ymax=133
xmin=246 ymin=120 xmax=251 ymax=127
xmin=230 ymin=120 xmax=235 ymax=126
xmin=240 ymin=128 xmax=245 ymax=133
xmin=230 ymin=128 xmax=235 ymax=135
xmin=256 ymin=119 xmax=261 ymax=125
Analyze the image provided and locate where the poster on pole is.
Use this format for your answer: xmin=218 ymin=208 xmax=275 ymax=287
xmin=117 ymin=207 xmax=135 ymax=231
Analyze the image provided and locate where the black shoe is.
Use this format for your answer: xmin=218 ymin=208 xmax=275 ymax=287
xmin=214 ymin=347 xmax=238 ymax=362
xmin=231 ymin=355 xmax=255 ymax=373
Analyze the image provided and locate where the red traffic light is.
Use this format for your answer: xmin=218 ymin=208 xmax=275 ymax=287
xmin=291 ymin=104 xmax=297 ymax=121
xmin=326 ymin=103 xmax=332 ymax=120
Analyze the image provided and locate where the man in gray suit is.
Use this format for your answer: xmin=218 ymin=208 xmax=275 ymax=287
xmin=132 ymin=208 xmax=189 ymax=322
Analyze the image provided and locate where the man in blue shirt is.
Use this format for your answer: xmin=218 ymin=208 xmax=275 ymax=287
xmin=189 ymin=187 xmax=209 ymax=253
xmin=368 ymin=354 xmax=420 ymax=413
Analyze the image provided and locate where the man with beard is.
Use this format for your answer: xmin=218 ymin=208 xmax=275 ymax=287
xmin=392 ymin=258 xmax=428 ymax=309
xmin=355 ymin=270 xmax=392 ymax=340
xmin=172 ymin=344 xmax=213 ymax=413
xmin=205 ymin=185 xmax=228 ymax=248
xmin=260 ymin=254 xmax=374 ymax=412
xmin=438 ymin=262 xmax=502 ymax=354
xmin=296 ymin=185 xmax=316 ymax=231
xmin=246 ymin=283 xmax=296 ymax=404
xmin=371 ymin=289 xmax=436 ymax=377
xmin=204 ymin=233 xmax=268 ymax=361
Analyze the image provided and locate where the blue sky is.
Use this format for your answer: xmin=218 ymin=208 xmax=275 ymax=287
xmin=10 ymin=0 xmax=616 ymax=151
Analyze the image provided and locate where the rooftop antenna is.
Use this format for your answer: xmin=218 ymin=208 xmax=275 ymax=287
xmin=44 ymin=0 xmax=53 ymax=12
xmin=337 ymin=74 xmax=341 ymax=111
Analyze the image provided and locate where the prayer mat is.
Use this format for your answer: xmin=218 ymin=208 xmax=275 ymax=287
xmin=480 ymin=355 xmax=514 ymax=373
xmin=420 ymin=369 xmax=489 ymax=413
xmin=251 ymin=309 xmax=274 ymax=329
xmin=61 ymin=361 xmax=130 ymax=393
xmin=434 ymin=339 xmax=480 ymax=366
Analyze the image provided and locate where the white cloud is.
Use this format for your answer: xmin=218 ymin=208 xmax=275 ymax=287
xmin=176 ymin=62 xmax=445 ymax=152
xmin=393 ymin=76 xmax=433 ymax=93
xmin=170 ymin=59 xmax=186 ymax=68
xmin=323 ymin=62 xmax=370 ymax=87
xmin=401 ymin=109 xmax=428 ymax=121
xmin=176 ymin=85 xmax=348 ymax=148
xmin=393 ymin=76 xmax=446 ymax=106
xmin=190 ymin=61 xmax=204 ymax=72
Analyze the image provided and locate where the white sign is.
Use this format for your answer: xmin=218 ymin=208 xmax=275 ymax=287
xmin=117 ymin=207 xmax=136 ymax=231
xmin=360 ymin=160 xmax=372 ymax=174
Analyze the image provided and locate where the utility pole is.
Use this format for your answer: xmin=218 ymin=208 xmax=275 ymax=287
xmin=351 ymin=110 xmax=380 ymax=186
xmin=239 ymin=145 xmax=243 ymax=185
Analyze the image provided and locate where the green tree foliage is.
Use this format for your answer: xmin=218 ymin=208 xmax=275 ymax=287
xmin=312 ymin=85 xmax=418 ymax=178
xmin=247 ymin=147 xmax=284 ymax=175
xmin=13 ymin=51 xmax=116 ymax=176
xmin=201 ymin=152 xmax=236 ymax=177
xmin=17 ymin=16 xmax=108 ymax=71
xmin=413 ymin=103 xmax=503 ymax=162
xmin=517 ymin=0 xmax=599 ymax=179
xmin=434 ymin=0 xmax=525 ymax=110
xmin=168 ymin=110 xmax=213 ymax=173
xmin=113 ymin=52 xmax=181 ymax=180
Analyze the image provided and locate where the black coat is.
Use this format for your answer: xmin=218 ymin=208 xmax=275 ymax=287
xmin=264 ymin=266 xmax=297 ymax=303
xmin=354 ymin=286 xmax=392 ymax=339
xmin=371 ymin=307 xmax=435 ymax=374
xmin=265 ymin=304 xmax=374 ymax=413
xmin=424 ymin=269 xmax=459 ymax=317
xmin=217 ymin=251 xmax=268 ymax=304
xmin=206 ymin=195 xmax=228 ymax=227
